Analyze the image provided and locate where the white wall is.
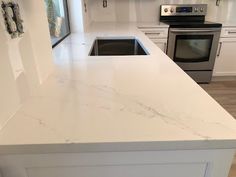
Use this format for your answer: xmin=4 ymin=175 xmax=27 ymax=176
xmin=21 ymin=0 xmax=54 ymax=83
xmin=68 ymin=0 xmax=91 ymax=32
xmin=0 ymin=23 xmax=21 ymax=130
xmin=87 ymin=0 xmax=236 ymax=24
xmin=84 ymin=0 xmax=93 ymax=30
xmin=0 ymin=0 xmax=53 ymax=129
xmin=206 ymin=0 xmax=236 ymax=22
xmin=68 ymin=0 xmax=84 ymax=32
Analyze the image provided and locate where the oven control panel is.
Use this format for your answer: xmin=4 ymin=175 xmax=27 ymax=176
xmin=161 ymin=4 xmax=207 ymax=16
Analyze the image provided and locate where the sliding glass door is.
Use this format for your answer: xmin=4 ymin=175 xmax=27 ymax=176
xmin=44 ymin=0 xmax=70 ymax=47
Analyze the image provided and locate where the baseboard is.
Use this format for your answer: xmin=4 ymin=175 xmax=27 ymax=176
xmin=212 ymin=76 xmax=236 ymax=81
xmin=213 ymin=72 xmax=236 ymax=77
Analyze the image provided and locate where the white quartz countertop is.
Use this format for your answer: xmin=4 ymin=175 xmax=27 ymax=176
xmin=0 ymin=23 xmax=236 ymax=154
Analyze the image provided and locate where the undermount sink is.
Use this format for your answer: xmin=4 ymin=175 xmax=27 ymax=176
xmin=89 ymin=37 xmax=149 ymax=56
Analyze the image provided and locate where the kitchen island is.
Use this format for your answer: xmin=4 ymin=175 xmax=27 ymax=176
xmin=0 ymin=23 xmax=236 ymax=177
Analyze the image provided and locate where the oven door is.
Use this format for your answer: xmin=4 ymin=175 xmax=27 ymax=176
xmin=167 ymin=28 xmax=221 ymax=70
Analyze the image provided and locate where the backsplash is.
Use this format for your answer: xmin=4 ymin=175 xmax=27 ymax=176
xmin=0 ymin=0 xmax=53 ymax=129
xmin=87 ymin=0 xmax=236 ymax=23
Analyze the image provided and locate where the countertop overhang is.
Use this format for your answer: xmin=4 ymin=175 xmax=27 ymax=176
xmin=0 ymin=22 xmax=236 ymax=154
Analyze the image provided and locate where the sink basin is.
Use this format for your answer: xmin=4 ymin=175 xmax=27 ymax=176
xmin=89 ymin=38 xmax=149 ymax=56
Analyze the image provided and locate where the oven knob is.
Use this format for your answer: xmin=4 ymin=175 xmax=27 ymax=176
xmin=200 ymin=8 xmax=204 ymax=12
xmin=194 ymin=8 xmax=198 ymax=12
xmin=164 ymin=8 xmax=168 ymax=12
xmin=170 ymin=8 xmax=174 ymax=13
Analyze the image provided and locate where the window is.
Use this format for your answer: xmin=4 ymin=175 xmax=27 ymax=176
xmin=44 ymin=0 xmax=70 ymax=47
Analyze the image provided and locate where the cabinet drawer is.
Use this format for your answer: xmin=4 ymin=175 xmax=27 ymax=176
xmin=221 ymin=28 xmax=236 ymax=38
xmin=139 ymin=27 xmax=168 ymax=39
xmin=27 ymin=163 xmax=207 ymax=177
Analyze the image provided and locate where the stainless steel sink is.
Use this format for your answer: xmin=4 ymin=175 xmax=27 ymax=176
xmin=89 ymin=38 xmax=149 ymax=56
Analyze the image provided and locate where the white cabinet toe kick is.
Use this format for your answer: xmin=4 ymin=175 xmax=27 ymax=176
xmin=0 ymin=149 xmax=235 ymax=177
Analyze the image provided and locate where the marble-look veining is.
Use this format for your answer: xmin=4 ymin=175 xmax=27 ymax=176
xmin=0 ymin=22 xmax=236 ymax=154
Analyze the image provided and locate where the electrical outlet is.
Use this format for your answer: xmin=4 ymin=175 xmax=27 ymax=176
xmin=84 ymin=2 xmax=87 ymax=13
xmin=216 ymin=0 xmax=221 ymax=6
xmin=103 ymin=0 xmax=107 ymax=8
xmin=1 ymin=1 xmax=24 ymax=38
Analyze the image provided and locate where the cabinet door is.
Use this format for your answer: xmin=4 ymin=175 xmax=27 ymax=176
xmin=152 ymin=39 xmax=167 ymax=53
xmin=27 ymin=163 xmax=206 ymax=177
xmin=214 ymin=39 xmax=236 ymax=76
xmin=154 ymin=42 xmax=166 ymax=53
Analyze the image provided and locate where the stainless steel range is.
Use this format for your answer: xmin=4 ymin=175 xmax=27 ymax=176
xmin=160 ymin=4 xmax=222 ymax=83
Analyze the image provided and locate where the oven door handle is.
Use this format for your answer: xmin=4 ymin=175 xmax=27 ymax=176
xmin=170 ymin=29 xmax=221 ymax=33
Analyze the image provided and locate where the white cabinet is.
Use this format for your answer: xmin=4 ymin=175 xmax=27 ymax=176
xmin=151 ymin=38 xmax=167 ymax=53
xmin=138 ymin=26 xmax=168 ymax=53
xmin=0 ymin=149 xmax=235 ymax=177
xmin=221 ymin=27 xmax=236 ymax=38
xmin=214 ymin=27 xmax=236 ymax=76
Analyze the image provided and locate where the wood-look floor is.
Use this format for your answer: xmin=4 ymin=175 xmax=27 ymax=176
xmin=201 ymin=80 xmax=236 ymax=118
xmin=229 ymin=157 xmax=236 ymax=177
xmin=201 ymin=79 xmax=236 ymax=177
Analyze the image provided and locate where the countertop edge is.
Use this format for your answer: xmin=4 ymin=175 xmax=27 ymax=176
xmin=1 ymin=140 xmax=236 ymax=155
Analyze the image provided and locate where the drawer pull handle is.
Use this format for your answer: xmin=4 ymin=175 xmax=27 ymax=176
xmin=139 ymin=27 xmax=161 ymax=29
xmin=217 ymin=42 xmax=222 ymax=57
xmin=228 ymin=31 xmax=236 ymax=34
xmin=145 ymin=32 xmax=161 ymax=35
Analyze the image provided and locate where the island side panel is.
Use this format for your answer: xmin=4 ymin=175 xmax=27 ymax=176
xmin=0 ymin=149 xmax=235 ymax=177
